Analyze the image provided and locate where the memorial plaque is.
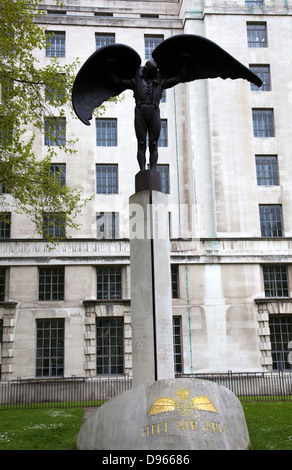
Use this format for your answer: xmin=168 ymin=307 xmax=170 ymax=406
xmin=76 ymin=378 xmax=250 ymax=450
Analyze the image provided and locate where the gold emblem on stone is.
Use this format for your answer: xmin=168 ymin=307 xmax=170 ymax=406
xmin=148 ymin=387 xmax=218 ymax=416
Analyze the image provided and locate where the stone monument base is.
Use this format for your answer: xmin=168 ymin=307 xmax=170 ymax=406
xmin=76 ymin=378 xmax=250 ymax=450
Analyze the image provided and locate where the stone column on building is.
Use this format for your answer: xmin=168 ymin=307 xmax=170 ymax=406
xmin=0 ymin=303 xmax=17 ymax=380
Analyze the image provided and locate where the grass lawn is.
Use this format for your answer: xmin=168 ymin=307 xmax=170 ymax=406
xmin=0 ymin=407 xmax=84 ymax=450
xmin=0 ymin=401 xmax=291 ymax=450
xmin=242 ymin=400 xmax=292 ymax=450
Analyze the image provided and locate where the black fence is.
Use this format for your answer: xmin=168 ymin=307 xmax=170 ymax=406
xmin=178 ymin=371 xmax=292 ymax=402
xmin=0 ymin=371 xmax=291 ymax=410
xmin=0 ymin=375 xmax=132 ymax=410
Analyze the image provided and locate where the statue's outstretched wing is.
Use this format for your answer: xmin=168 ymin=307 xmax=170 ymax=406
xmin=191 ymin=396 xmax=218 ymax=412
xmin=72 ymin=44 xmax=141 ymax=125
xmin=152 ymin=34 xmax=262 ymax=88
xmin=148 ymin=397 xmax=176 ymax=415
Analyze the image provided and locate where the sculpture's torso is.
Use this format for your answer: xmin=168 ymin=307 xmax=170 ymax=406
xmin=133 ymin=67 xmax=162 ymax=107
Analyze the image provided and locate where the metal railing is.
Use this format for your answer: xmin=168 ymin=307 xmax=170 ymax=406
xmin=0 ymin=375 xmax=132 ymax=410
xmin=0 ymin=371 xmax=291 ymax=410
xmin=178 ymin=370 xmax=292 ymax=402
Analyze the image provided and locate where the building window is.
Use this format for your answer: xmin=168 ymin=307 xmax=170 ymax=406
xmin=43 ymin=213 xmax=66 ymax=239
xmin=171 ymin=265 xmax=179 ymax=298
xmin=0 ymin=183 xmax=8 ymax=194
xmin=44 ymin=117 xmax=66 ymax=146
xmin=46 ymin=31 xmax=65 ymax=57
xmin=144 ymin=35 xmax=165 ymax=102
xmin=36 ymin=319 xmax=64 ymax=377
xmin=249 ymin=65 xmax=270 ymax=91
xmin=255 ymin=155 xmax=279 ymax=185
xmin=247 ymin=23 xmax=267 ymax=47
xmin=0 ymin=117 xmax=13 ymax=146
xmin=245 ymin=0 xmax=264 ymax=5
xmin=157 ymin=164 xmax=169 ymax=194
xmin=45 ymin=74 xmax=66 ymax=103
xmin=0 ymin=318 xmax=3 ymax=378
xmin=96 ymin=317 xmax=124 ymax=375
xmin=0 ymin=213 xmax=11 ymax=239
xmin=252 ymin=109 xmax=274 ymax=137
xmin=49 ymin=163 xmax=66 ymax=186
xmin=0 ymin=268 xmax=5 ymax=301
xmin=96 ymin=119 xmax=117 ymax=146
xmin=96 ymin=212 xmax=119 ymax=239
xmin=158 ymin=119 xmax=168 ymax=147
xmin=96 ymin=164 xmax=118 ymax=194
xmin=96 ymin=266 xmax=122 ymax=300
xmin=95 ymin=33 xmax=115 ymax=49
xmin=173 ymin=316 xmax=183 ymax=374
xmin=263 ymin=265 xmax=289 ymax=298
xmin=259 ymin=205 xmax=283 ymax=238
xmin=39 ymin=267 xmax=65 ymax=301
xmin=269 ymin=315 xmax=292 ymax=371
xmin=144 ymin=35 xmax=164 ymax=60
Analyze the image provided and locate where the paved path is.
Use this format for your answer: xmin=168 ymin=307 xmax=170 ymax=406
xmin=83 ymin=407 xmax=99 ymax=422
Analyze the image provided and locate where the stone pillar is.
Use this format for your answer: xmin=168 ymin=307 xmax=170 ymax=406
xmin=129 ymin=173 xmax=174 ymax=388
xmin=0 ymin=303 xmax=17 ymax=380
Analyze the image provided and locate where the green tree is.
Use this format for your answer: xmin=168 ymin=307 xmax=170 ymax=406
xmin=0 ymin=0 xmax=94 ymax=240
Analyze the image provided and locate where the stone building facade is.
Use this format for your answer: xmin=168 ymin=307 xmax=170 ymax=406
xmin=0 ymin=0 xmax=291 ymax=380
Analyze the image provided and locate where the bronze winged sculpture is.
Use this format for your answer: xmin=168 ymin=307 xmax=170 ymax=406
xmin=72 ymin=34 xmax=262 ymax=171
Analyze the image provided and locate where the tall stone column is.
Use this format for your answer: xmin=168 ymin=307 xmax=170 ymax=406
xmin=129 ymin=171 xmax=174 ymax=388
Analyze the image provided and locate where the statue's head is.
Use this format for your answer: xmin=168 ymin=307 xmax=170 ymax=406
xmin=144 ymin=60 xmax=158 ymax=78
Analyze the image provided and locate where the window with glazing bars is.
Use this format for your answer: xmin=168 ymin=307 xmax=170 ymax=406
xmin=36 ymin=319 xmax=64 ymax=377
xmin=96 ymin=212 xmax=119 ymax=239
xmin=263 ymin=265 xmax=289 ymax=297
xmin=44 ymin=117 xmax=66 ymax=146
xmin=250 ymin=65 xmax=270 ymax=91
xmin=96 ymin=317 xmax=124 ymax=375
xmin=96 ymin=266 xmax=122 ymax=300
xmin=144 ymin=35 xmax=166 ymax=102
xmin=39 ymin=267 xmax=65 ymax=301
xmin=252 ymin=109 xmax=274 ymax=137
xmin=144 ymin=35 xmax=164 ymax=60
xmin=171 ymin=265 xmax=179 ymax=298
xmin=173 ymin=316 xmax=183 ymax=374
xmin=45 ymin=74 xmax=66 ymax=103
xmin=96 ymin=119 xmax=117 ymax=146
xmin=259 ymin=205 xmax=283 ymax=237
xmin=256 ymin=155 xmax=279 ymax=185
xmin=245 ymin=0 xmax=264 ymax=5
xmin=46 ymin=32 xmax=65 ymax=57
xmin=43 ymin=213 xmax=66 ymax=239
xmin=0 ymin=318 xmax=3 ymax=378
xmin=49 ymin=163 xmax=66 ymax=186
xmin=95 ymin=33 xmax=115 ymax=49
xmin=269 ymin=315 xmax=292 ymax=371
xmin=0 ymin=213 xmax=10 ymax=239
xmin=157 ymin=164 xmax=169 ymax=194
xmin=96 ymin=164 xmax=118 ymax=194
xmin=0 ymin=117 xmax=13 ymax=146
xmin=247 ymin=23 xmax=267 ymax=47
xmin=0 ymin=183 xmax=8 ymax=194
xmin=158 ymin=119 xmax=168 ymax=146
xmin=0 ymin=318 xmax=3 ymax=372
xmin=0 ymin=268 xmax=5 ymax=301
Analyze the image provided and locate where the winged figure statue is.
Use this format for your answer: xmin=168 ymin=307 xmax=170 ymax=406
xmin=72 ymin=34 xmax=262 ymax=171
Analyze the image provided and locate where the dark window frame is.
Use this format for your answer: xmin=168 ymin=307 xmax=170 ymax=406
xmin=36 ymin=318 xmax=65 ymax=377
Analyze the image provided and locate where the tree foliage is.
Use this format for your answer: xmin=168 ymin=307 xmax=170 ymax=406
xmin=0 ymin=0 xmax=91 ymax=240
